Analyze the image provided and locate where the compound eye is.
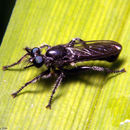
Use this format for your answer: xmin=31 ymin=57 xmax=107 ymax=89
xmin=34 ymin=56 xmax=44 ymax=67
xmin=31 ymin=47 xmax=40 ymax=56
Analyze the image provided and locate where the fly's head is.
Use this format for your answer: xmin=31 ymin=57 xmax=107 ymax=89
xmin=25 ymin=47 xmax=45 ymax=68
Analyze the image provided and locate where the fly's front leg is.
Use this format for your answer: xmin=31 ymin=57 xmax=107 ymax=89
xmin=67 ymin=38 xmax=86 ymax=47
xmin=24 ymin=64 xmax=34 ymax=69
xmin=3 ymin=53 xmax=28 ymax=70
xmin=62 ymin=66 xmax=126 ymax=74
xmin=11 ymin=69 xmax=51 ymax=98
xmin=46 ymin=72 xmax=65 ymax=109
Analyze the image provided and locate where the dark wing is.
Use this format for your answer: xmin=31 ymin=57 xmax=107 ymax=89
xmin=66 ymin=40 xmax=122 ymax=62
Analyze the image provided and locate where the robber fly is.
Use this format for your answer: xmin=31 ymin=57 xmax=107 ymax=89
xmin=3 ymin=38 xmax=125 ymax=109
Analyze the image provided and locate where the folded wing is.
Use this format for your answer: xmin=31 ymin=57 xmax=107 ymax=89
xmin=68 ymin=40 xmax=122 ymax=62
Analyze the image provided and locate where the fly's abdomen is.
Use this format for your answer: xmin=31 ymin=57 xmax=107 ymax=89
xmin=69 ymin=41 xmax=122 ymax=62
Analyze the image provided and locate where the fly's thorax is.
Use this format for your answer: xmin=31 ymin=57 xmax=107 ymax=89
xmin=45 ymin=45 xmax=67 ymax=59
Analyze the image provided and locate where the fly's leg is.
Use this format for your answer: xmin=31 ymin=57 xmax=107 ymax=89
xmin=46 ymin=66 xmax=125 ymax=109
xmin=39 ymin=44 xmax=51 ymax=49
xmin=24 ymin=64 xmax=34 ymax=69
xmin=67 ymin=38 xmax=86 ymax=47
xmin=62 ymin=66 xmax=126 ymax=74
xmin=3 ymin=53 xmax=29 ymax=70
xmin=90 ymin=66 xmax=126 ymax=73
xmin=11 ymin=69 xmax=51 ymax=98
xmin=79 ymin=66 xmax=126 ymax=73
xmin=46 ymin=72 xmax=65 ymax=109
xmin=25 ymin=47 xmax=31 ymax=53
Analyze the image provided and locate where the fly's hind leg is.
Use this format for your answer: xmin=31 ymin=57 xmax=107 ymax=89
xmin=62 ymin=66 xmax=126 ymax=74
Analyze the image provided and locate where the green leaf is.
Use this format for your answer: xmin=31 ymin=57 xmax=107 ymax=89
xmin=0 ymin=0 xmax=129 ymax=129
